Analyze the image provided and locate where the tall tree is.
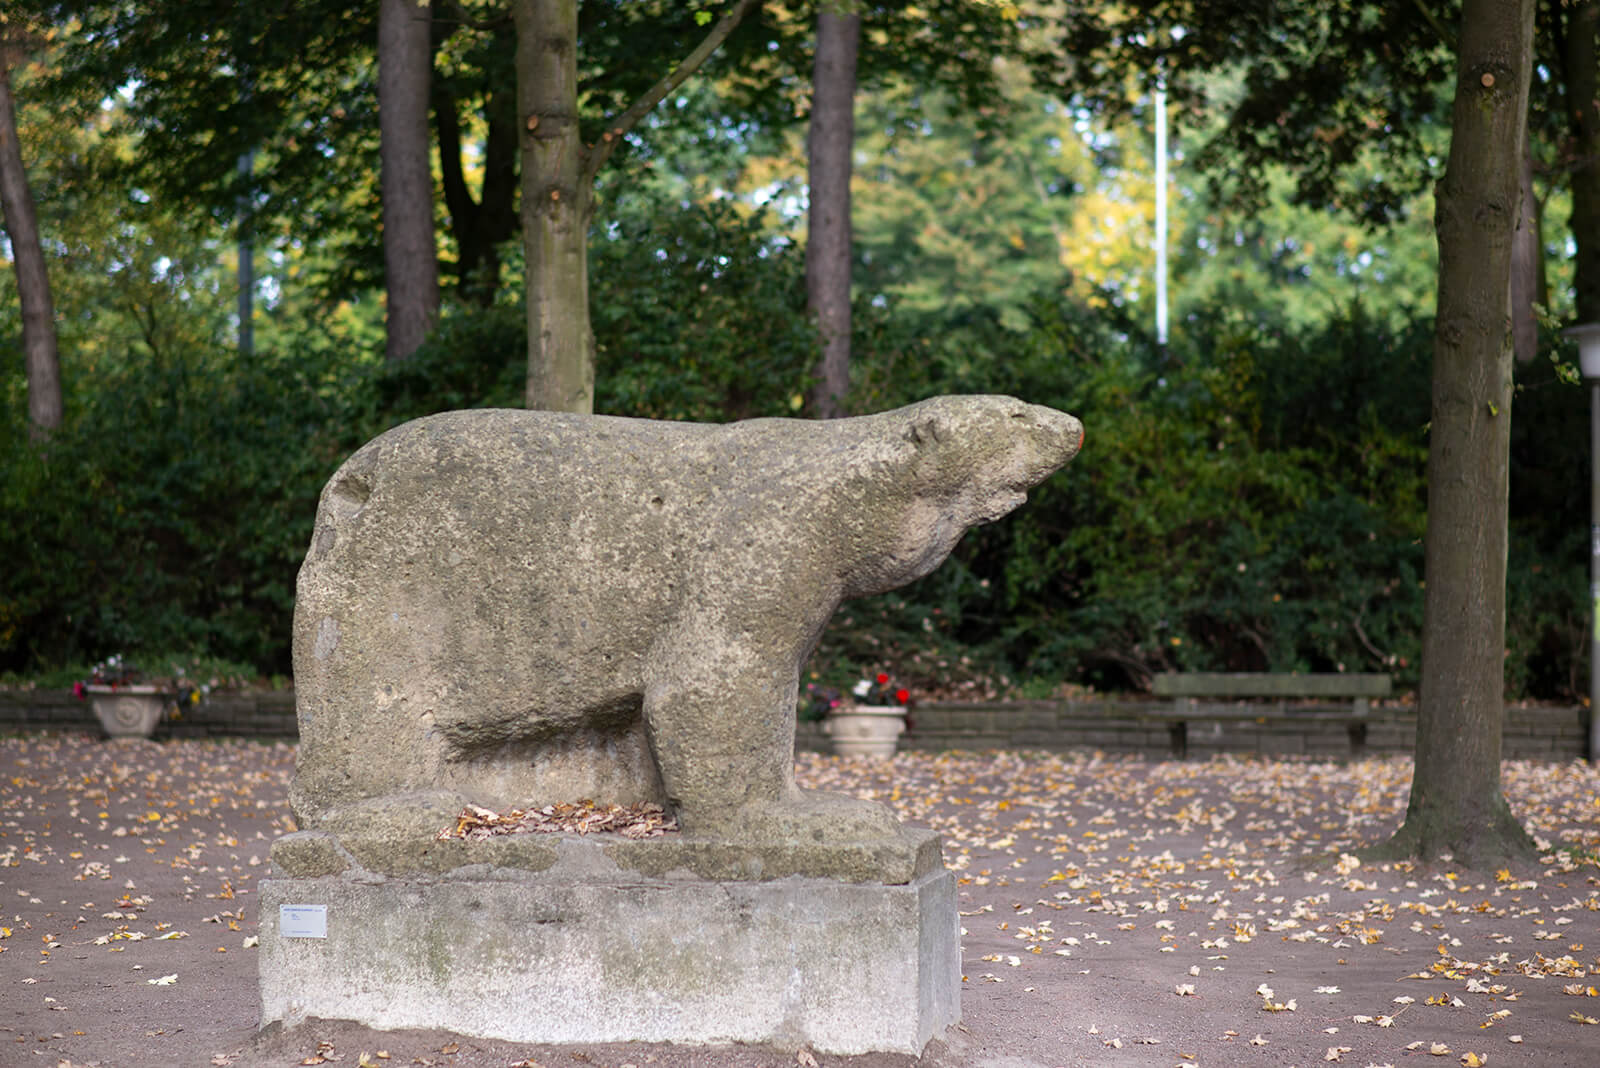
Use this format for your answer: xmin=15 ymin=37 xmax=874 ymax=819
xmin=1557 ymin=0 xmax=1600 ymax=323
xmin=378 ymin=0 xmax=440 ymax=361
xmin=805 ymin=4 xmax=859 ymax=419
xmin=1382 ymin=0 xmax=1539 ymax=867
xmin=514 ymin=0 xmax=759 ymax=413
xmin=0 ymin=23 xmax=60 ymax=440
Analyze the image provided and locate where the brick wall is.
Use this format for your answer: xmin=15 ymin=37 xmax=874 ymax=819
xmin=4 ymin=690 xmax=1589 ymax=760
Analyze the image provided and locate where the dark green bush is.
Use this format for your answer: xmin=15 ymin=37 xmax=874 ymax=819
xmin=0 ymin=345 xmax=352 ymax=675
xmin=810 ymin=294 xmax=1589 ymax=699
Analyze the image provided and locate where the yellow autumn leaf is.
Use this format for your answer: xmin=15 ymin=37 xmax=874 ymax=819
xmin=1461 ymin=1054 xmax=1486 ymax=1067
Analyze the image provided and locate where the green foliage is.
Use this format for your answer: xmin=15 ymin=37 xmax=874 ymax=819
xmin=814 ymin=296 xmax=1442 ymax=695
xmin=592 ymin=201 xmax=819 ymax=420
xmin=373 ymin=303 xmax=526 ymax=423
xmin=0 ymin=341 xmax=353 ymax=675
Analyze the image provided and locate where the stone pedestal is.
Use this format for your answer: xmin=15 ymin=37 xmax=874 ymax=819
xmin=258 ymin=855 xmax=958 ymax=1055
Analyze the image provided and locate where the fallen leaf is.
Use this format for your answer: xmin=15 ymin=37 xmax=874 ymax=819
xmin=146 ymin=974 xmax=177 ymax=986
xmin=797 ymin=1052 xmax=818 ymax=1068
xmin=1460 ymin=1054 xmax=1486 ymax=1067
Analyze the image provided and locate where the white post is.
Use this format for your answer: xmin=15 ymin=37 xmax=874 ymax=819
xmin=1154 ymin=76 xmax=1168 ymax=348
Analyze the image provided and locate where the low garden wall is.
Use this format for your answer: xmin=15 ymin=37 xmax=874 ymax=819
xmin=835 ymin=700 xmax=1590 ymax=761
xmin=0 ymin=688 xmax=298 ymax=739
xmin=2 ymin=690 xmax=1588 ymax=760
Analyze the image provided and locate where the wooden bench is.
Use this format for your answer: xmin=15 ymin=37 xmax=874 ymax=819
xmin=1149 ymin=672 xmax=1393 ymax=757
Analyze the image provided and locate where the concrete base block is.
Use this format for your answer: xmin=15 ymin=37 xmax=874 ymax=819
xmin=258 ymin=865 xmax=959 ymax=1055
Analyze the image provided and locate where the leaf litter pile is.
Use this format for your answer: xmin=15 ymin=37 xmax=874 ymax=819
xmin=437 ymin=800 xmax=677 ymax=841
xmin=1 ymin=731 xmax=1598 ymax=1068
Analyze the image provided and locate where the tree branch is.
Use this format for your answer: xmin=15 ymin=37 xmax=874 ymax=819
xmin=1411 ymin=0 xmax=1457 ymax=51
xmin=436 ymin=0 xmax=512 ymax=33
xmin=582 ymin=0 xmax=761 ymax=183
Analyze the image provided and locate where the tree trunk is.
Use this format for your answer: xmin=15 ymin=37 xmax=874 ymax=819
xmin=1565 ymin=0 xmax=1600 ymax=324
xmin=515 ymin=0 xmax=593 ymax=413
xmin=436 ymin=83 xmax=520 ymax=307
xmin=1510 ymin=145 xmax=1539 ymax=362
xmin=512 ymin=0 xmax=758 ymax=412
xmin=0 ymin=57 xmax=61 ymax=440
xmin=805 ymin=7 xmax=859 ymax=420
xmin=378 ymin=0 xmax=441 ymax=362
xmin=1377 ymin=0 xmax=1539 ymax=869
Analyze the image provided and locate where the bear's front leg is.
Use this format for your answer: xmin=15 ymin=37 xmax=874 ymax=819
xmin=643 ymin=640 xmax=900 ymax=843
xmin=642 ymin=637 xmax=796 ymax=832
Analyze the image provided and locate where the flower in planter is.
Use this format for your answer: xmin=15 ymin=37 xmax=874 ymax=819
xmin=73 ymin=654 xmax=211 ymax=713
xmin=852 ymin=672 xmax=911 ymax=707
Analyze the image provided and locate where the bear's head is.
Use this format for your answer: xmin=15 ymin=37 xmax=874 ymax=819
xmin=842 ymin=395 xmax=1083 ymax=598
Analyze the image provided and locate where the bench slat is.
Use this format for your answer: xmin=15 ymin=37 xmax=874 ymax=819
xmin=1152 ymin=673 xmax=1392 ymax=699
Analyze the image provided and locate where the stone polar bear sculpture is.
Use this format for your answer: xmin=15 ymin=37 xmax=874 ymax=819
xmin=290 ymin=395 xmax=1082 ymax=867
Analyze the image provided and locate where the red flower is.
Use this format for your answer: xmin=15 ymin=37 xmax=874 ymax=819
xmin=894 ymin=688 xmax=910 ymax=705
xmin=876 ymin=673 xmax=890 ymax=685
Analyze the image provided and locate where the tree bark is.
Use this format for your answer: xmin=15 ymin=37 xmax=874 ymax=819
xmin=805 ymin=7 xmax=859 ymax=420
xmin=378 ymin=0 xmax=441 ymax=362
xmin=1510 ymin=144 xmax=1539 ymax=362
xmin=0 ymin=56 xmax=61 ymax=440
xmin=515 ymin=0 xmax=592 ymax=412
xmin=1377 ymin=0 xmax=1539 ymax=869
xmin=1564 ymin=0 xmax=1600 ymax=324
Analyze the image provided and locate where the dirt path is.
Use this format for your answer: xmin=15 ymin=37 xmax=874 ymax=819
xmin=2 ymin=733 xmax=1597 ymax=1068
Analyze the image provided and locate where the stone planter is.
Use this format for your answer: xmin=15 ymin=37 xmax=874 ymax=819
xmin=822 ymin=705 xmax=907 ymax=757
xmin=85 ymin=685 xmax=170 ymax=739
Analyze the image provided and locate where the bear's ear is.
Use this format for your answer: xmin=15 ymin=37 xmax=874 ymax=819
xmin=904 ymin=416 xmax=945 ymax=447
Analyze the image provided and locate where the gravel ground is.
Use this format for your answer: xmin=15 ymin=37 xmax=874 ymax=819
xmin=3 ymin=732 xmax=1599 ymax=1068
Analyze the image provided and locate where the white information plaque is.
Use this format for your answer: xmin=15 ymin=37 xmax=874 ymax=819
xmin=279 ymin=904 xmax=328 ymax=939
